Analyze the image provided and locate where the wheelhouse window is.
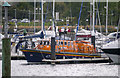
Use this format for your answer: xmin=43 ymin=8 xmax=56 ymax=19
xmin=40 ymin=41 xmax=42 ymax=45
xmin=64 ymin=42 xmax=67 ymax=45
xmin=71 ymin=41 xmax=73 ymax=46
xmin=44 ymin=41 xmax=48 ymax=45
xmin=47 ymin=41 xmax=49 ymax=45
xmin=43 ymin=41 xmax=45 ymax=45
xmin=61 ymin=41 xmax=63 ymax=45
xmin=68 ymin=42 xmax=70 ymax=46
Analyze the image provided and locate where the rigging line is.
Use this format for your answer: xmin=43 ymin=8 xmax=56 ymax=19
xmin=75 ymin=0 xmax=83 ymax=41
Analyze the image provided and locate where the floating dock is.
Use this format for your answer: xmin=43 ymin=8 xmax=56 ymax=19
xmin=0 ymin=52 xmax=25 ymax=60
xmin=0 ymin=52 xmax=111 ymax=63
xmin=41 ymin=53 xmax=110 ymax=63
xmin=42 ymin=57 xmax=110 ymax=63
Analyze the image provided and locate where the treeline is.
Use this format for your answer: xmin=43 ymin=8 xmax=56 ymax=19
xmin=2 ymin=2 xmax=120 ymax=26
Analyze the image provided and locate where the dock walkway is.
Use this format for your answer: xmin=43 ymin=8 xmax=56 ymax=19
xmin=0 ymin=52 xmax=25 ymax=60
xmin=0 ymin=51 xmax=110 ymax=63
xmin=42 ymin=57 xmax=109 ymax=63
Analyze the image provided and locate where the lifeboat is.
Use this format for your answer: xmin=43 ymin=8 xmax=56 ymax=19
xmin=20 ymin=39 xmax=100 ymax=62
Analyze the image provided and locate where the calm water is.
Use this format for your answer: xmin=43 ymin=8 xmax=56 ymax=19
xmin=0 ymin=60 xmax=119 ymax=77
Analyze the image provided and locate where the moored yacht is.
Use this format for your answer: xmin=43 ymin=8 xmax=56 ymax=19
xmin=101 ymin=38 xmax=120 ymax=63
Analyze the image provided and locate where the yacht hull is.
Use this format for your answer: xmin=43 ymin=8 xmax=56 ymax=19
xmin=102 ymin=48 xmax=120 ymax=63
xmin=102 ymin=48 xmax=120 ymax=55
xmin=106 ymin=54 xmax=120 ymax=63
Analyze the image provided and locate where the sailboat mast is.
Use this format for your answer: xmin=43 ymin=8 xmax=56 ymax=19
xmin=106 ymin=0 xmax=108 ymax=35
xmin=41 ymin=0 xmax=44 ymax=31
xmin=92 ymin=0 xmax=95 ymax=33
xmin=52 ymin=0 xmax=55 ymax=32
xmin=34 ymin=0 xmax=36 ymax=34
xmin=29 ymin=10 xmax=30 ymax=27
xmin=90 ymin=0 xmax=92 ymax=32
xmin=91 ymin=0 xmax=95 ymax=49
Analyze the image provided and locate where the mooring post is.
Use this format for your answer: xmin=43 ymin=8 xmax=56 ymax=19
xmin=2 ymin=38 xmax=11 ymax=78
xmin=91 ymin=36 xmax=95 ymax=49
xmin=2 ymin=2 xmax=11 ymax=78
xmin=51 ymin=37 xmax=56 ymax=60
xmin=51 ymin=37 xmax=56 ymax=64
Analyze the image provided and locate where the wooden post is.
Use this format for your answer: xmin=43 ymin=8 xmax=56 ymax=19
xmin=91 ymin=36 xmax=95 ymax=49
xmin=2 ymin=2 xmax=11 ymax=78
xmin=51 ymin=37 xmax=56 ymax=60
xmin=2 ymin=38 xmax=11 ymax=78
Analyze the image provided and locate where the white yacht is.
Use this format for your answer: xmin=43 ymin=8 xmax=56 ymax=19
xmin=101 ymin=38 xmax=120 ymax=63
